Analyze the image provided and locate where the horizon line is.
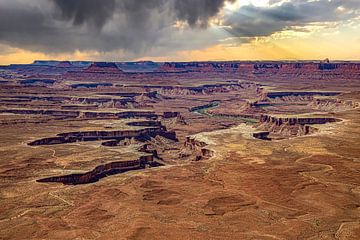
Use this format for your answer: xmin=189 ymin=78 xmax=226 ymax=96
xmin=3 ymin=59 xmax=360 ymax=66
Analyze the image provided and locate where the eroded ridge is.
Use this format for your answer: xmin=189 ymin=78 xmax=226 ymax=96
xmin=28 ymin=127 xmax=177 ymax=146
xmin=36 ymin=156 xmax=160 ymax=185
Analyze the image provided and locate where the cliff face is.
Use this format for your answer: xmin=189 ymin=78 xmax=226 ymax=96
xmin=157 ymin=61 xmax=360 ymax=80
xmin=266 ymin=91 xmax=339 ymax=99
xmin=180 ymin=136 xmax=214 ymax=161
xmin=83 ymin=62 xmax=124 ymax=74
xmin=259 ymin=115 xmax=338 ymax=125
xmin=28 ymin=127 xmax=177 ymax=146
xmin=63 ymin=62 xmax=124 ymax=80
xmin=308 ymin=99 xmax=359 ymax=112
xmin=256 ymin=115 xmax=339 ymax=138
xmin=253 ymin=132 xmax=271 ymax=140
xmin=157 ymin=62 xmax=241 ymax=73
xmin=154 ymin=83 xmax=255 ymax=96
xmin=33 ymin=121 xmax=178 ymax=184
xmin=248 ymin=62 xmax=360 ymax=80
xmin=0 ymin=109 xmax=159 ymax=120
xmin=37 ymin=156 xmax=157 ymax=185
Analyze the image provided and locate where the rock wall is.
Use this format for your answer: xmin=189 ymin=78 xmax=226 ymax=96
xmin=0 ymin=109 xmax=159 ymax=120
xmin=256 ymin=114 xmax=339 ymax=137
xmin=181 ymin=136 xmax=214 ymax=161
xmin=259 ymin=115 xmax=338 ymax=125
xmin=36 ymin=156 xmax=155 ymax=185
xmin=154 ymin=83 xmax=256 ymax=96
xmin=308 ymin=99 xmax=359 ymax=112
xmin=83 ymin=62 xmax=124 ymax=74
xmin=253 ymin=131 xmax=271 ymax=140
xmin=157 ymin=61 xmax=360 ymax=81
xmin=28 ymin=127 xmax=177 ymax=146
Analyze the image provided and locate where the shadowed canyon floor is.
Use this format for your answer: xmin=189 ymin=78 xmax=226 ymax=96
xmin=0 ymin=60 xmax=360 ymax=239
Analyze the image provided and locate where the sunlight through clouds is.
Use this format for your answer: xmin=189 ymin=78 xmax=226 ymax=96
xmin=0 ymin=0 xmax=359 ymax=63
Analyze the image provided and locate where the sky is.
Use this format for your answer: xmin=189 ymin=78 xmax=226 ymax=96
xmin=0 ymin=0 xmax=359 ymax=64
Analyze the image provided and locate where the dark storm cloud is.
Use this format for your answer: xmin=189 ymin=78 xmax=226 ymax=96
xmin=224 ymin=0 xmax=360 ymax=38
xmin=52 ymin=0 xmax=116 ymax=28
xmin=0 ymin=0 xmax=233 ymax=56
xmin=174 ymin=0 xmax=235 ymax=27
xmin=0 ymin=0 xmax=359 ymax=58
xmin=51 ymin=0 xmax=234 ymax=28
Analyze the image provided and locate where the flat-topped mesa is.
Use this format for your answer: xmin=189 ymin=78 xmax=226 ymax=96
xmin=156 ymin=61 xmax=360 ymax=80
xmin=266 ymin=91 xmax=340 ymax=99
xmin=0 ymin=109 xmax=158 ymax=120
xmin=83 ymin=62 xmax=124 ymax=74
xmin=28 ymin=126 xmax=178 ymax=146
xmin=82 ymin=111 xmax=158 ymax=120
xmin=157 ymin=62 xmax=241 ymax=73
xmin=257 ymin=91 xmax=343 ymax=106
xmin=259 ymin=115 xmax=338 ymax=125
xmin=257 ymin=114 xmax=340 ymax=138
xmin=56 ymin=61 xmax=73 ymax=68
xmin=250 ymin=61 xmax=360 ymax=80
xmin=63 ymin=62 xmax=124 ymax=80
xmin=126 ymin=121 xmax=162 ymax=127
xmin=0 ymin=109 xmax=80 ymax=117
xmin=153 ymin=83 xmax=257 ymax=96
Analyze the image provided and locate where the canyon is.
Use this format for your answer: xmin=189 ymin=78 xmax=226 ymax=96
xmin=0 ymin=60 xmax=359 ymax=239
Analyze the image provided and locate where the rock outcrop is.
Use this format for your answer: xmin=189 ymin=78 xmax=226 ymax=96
xmin=256 ymin=114 xmax=339 ymax=138
xmin=0 ymin=109 xmax=158 ymax=120
xmin=83 ymin=62 xmax=124 ymax=74
xmin=28 ymin=126 xmax=177 ymax=146
xmin=308 ymin=99 xmax=359 ymax=112
xmin=152 ymin=83 xmax=257 ymax=96
xmin=157 ymin=61 xmax=360 ymax=81
xmin=157 ymin=62 xmax=241 ymax=73
xmin=181 ymin=136 xmax=214 ymax=161
xmin=37 ymin=155 xmax=160 ymax=185
xmin=253 ymin=131 xmax=271 ymax=140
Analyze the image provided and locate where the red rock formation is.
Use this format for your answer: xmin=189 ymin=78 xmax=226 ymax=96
xmin=28 ymin=126 xmax=178 ymax=146
xmin=83 ymin=62 xmax=124 ymax=74
xmin=36 ymin=155 xmax=157 ymax=185
xmin=0 ymin=109 xmax=158 ymax=120
xmin=63 ymin=62 xmax=124 ymax=80
xmin=253 ymin=131 xmax=271 ymax=140
xmin=156 ymin=61 xmax=360 ymax=81
xmin=156 ymin=62 xmax=241 ymax=73
xmin=181 ymin=136 xmax=214 ymax=161
xmin=56 ymin=61 xmax=73 ymax=68
xmin=308 ymin=98 xmax=359 ymax=112
xmin=256 ymin=114 xmax=339 ymax=138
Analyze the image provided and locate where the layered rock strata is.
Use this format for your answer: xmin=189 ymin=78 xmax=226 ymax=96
xmin=257 ymin=115 xmax=339 ymax=137
xmin=28 ymin=127 xmax=177 ymax=146
xmin=181 ymin=136 xmax=214 ymax=161
xmin=36 ymin=155 xmax=159 ymax=185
